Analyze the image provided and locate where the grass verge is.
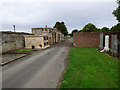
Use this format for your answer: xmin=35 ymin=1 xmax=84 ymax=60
xmin=60 ymin=47 xmax=119 ymax=88
xmin=16 ymin=49 xmax=37 ymax=52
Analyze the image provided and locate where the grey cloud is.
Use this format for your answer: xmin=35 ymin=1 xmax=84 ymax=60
xmin=1 ymin=2 xmax=118 ymax=33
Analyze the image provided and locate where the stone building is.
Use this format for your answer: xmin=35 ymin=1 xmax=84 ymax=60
xmin=32 ymin=27 xmax=61 ymax=45
xmin=24 ymin=35 xmax=49 ymax=49
xmin=24 ymin=27 xmax=62 ymax=49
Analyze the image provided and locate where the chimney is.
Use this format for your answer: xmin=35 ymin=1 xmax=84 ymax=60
xmin=45 ymin=25 xmax=47 ymax=28
xmin=13 ymin=25 xmax=15 ymax=32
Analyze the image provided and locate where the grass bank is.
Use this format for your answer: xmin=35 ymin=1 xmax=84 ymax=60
xmin=60 ymin=47 xmax=119 ymax=88
xmin=16 ymin=49 xmax=37 ymax=52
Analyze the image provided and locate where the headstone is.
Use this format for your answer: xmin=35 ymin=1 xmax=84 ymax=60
xmin=99 ymin=33 xmax=104 ymax=49
xmin=111 ymin=35 xmax=118 ymax=57
xmin=104 ymin=35 xmax=109 ymax=51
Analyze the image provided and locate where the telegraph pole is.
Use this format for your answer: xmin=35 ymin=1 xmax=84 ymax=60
xmin=13 ymin=25 xmax=15 ymax=32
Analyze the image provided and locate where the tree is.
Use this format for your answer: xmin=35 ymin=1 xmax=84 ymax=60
xmin=79 ymin=30 xmax=82 ymax=32
xmin=82 ymin=23 xmax=98 ymax=32
xmin=71 ymin=29 xmax=78 ymax=37
xmin=113 ymin=0 xmax=120 ymax=22
xmin=110 ymin=23 xmax=120 ymax=32
xmin=111 ymin=0 xmax=120 ymax=32
xmin=53 ymin=21 xmax=68 ymax=36
xmin=100 ymin=27 xmax=110 ymax=32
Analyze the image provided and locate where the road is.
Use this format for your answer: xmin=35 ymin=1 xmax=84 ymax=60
xmin=2 ymin=38 xmax=73 ymax=88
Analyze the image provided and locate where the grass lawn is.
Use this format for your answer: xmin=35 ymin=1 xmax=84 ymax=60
xmin=60 ymin=47 xmax=119 ymax=88
xmin=16 ymin=49 xmax=37 ymax=52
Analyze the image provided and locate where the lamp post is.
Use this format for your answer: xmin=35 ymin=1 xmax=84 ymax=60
xmin=13 ymin=25 xmax=15 ymax=32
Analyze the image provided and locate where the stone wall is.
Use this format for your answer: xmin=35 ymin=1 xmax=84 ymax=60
xmin=1 ymin=31 xmax=30 ymax=53
xmin=73 ymin=32 xmax=100 ymax=47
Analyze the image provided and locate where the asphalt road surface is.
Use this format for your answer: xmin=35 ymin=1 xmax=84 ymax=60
xmin=2 ymin=38 xmax=73 ymax=88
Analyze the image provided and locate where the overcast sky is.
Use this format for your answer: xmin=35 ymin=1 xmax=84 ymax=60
xmin=0 ymin=0 xmax=118 ymax=33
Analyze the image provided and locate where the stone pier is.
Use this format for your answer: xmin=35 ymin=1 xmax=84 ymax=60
xmin=111 ymin=35 xmax=118 ymax=57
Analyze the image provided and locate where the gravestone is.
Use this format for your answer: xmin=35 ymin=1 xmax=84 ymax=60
xmin=111 ymin=35 xmax=118 ymax=57
xmin=99 ymin=33 xmax=104 ymax=49
xmin=104 ymin=35 xmax=109 ymax=51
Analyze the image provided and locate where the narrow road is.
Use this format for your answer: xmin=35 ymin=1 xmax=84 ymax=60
xmin=2 ymin=38 xmax=73 ymax=88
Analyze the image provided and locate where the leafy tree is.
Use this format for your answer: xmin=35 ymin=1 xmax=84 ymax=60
xmin=53 ymin=21 xmax=68 ymax=36
xmin=113 ymin=0 xmax=120 ymax=22
xmin=100 ymin=27 xmax=110 ymax=32
xmin=69 ymin=33 xmax=72 ymax=37
xmin=71 ymin=29 xmax=78 ymax=37
xmin=110 ymin=23 xmax=120 ymax=32
xmin=82 ymin=23 xmax=98 ymax=32
xmin=96 ymin=28 xmax=101 ymax=32
xmin=53 ymin=22 xmax=61 ymax=30
xmin=111 ymin=0 xmax=120 ymax=32
xmin=79 ymin=30 xmax=82 ymax=32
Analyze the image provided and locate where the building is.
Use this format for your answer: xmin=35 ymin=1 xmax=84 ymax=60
xmin=32 ymin=27 xmax=61 ymax=45
xmin=24 ymin=26 xmax=62 ymax=49
xmin=24 ymin=35 xmax=49 ymax=49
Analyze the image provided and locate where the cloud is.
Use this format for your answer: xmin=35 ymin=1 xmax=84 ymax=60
xmin=1 ymin=0 xmax=115 ymax=2
xmin=0 ymin=2 xmax=118 ymax=33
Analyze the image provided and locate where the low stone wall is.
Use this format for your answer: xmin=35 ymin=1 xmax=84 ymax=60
xmin=1 ymin=31 xmax=31 ymax=53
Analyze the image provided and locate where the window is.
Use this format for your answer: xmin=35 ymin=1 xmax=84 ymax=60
xmin=39 ymin=45 xmax=42 ymax=47
xmin=32 ymin=45 xmax=35 ymax=49
xmin=44 ymin=37 xmax=46 ymax=40
xmin=44 ymin=42 xmax=46 ymax=46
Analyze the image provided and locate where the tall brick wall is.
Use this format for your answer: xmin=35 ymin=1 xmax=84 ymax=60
xmin=73 ymin=32 xmax=100 ymax=47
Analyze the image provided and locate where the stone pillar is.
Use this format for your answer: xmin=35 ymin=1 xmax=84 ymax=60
xmin=99 ymin=33 xmax=104 ymax=49
xmin=104 ymin=35 xmax=109 ymax=51
xmin=111 ymin=35 xmax=118 ymax=57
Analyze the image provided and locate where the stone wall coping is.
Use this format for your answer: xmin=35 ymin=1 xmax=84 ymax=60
xmin=32 ymin=27 xmax=57 ymax=30
xmin=24 ymin=35 xmax=48 ymax=37
xmin=0 ymin=31 xmax=33 ymax=35
xmin=32 ymin=27 xmax=61 ymax=32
